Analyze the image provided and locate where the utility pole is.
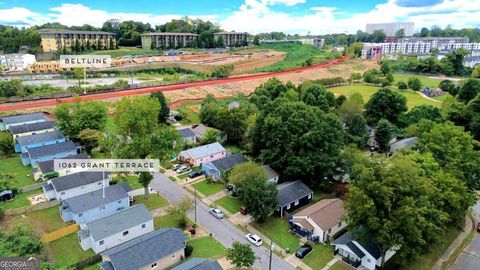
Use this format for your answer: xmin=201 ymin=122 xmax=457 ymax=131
xmin=269 ymin=239 xmax=274 ymax=270
xmin=83 ymin=66 xmax=87 ymax=94
xmin=194 ymin=185 xmax=197 ymax=224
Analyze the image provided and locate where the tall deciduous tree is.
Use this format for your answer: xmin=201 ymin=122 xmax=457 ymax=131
xmin=216 ymin=107 xmax=248 ymax=144
xmin=457 ymin=79 xmax=480 ymax=103
xmin=365 ymin=87 xmax=407 ymax=125
xmin=0 ymin=132 xmax=13 ymax=154
xmin=226 ymin=241 xmax=256 ymax=268
xmin=301 ymin=85 xmax=336 ymax=111
xmin=150 ymin=92 xmax=170 ymax=124
xmin=78 ymin=129 xmax=103 ymax=154
xmin=375 ymin=119 xmax=396 ymax=153
xmin=55 ymin=101 xmax=108 ymax=139
xmin=138 ymin=172 xmax=153 ymax=199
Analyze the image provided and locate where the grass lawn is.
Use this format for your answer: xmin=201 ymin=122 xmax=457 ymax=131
xmin=47 ymin=233 xmax=95 ymax=268
xmin=303 ymin=244 xmax=334 ymax=270
xmin=216 ymin=196 xmax=242 ymax=214
xmin=193 ymin=181 xmax=225 ymax=197
xmin=252 ymin=216 xmax=300 ymax=251
xmin=113 ymin=175 xmax=142 ymax=190
xmin=327 ymin=84 xmax=441 ymax=109
xmin=86 ymin=47 xmax=164 ymax=58
xmin=189 ymin=236 xmax=227 ymax=259
xmin=133 ymin=194 xmax=169 ymax=211
xmin=393 ymin=73 xmax=445 ymax=89
xmin=225 ymin=145 xmax=244 ymax=154
xmin=154 ymin=213 xmax=193 ymax=229
xmin=176 ymin=97 xmax=251 ymax=125
xmin=178 ymin=173 xmax=190 ymax=180
xmin=168 ymin=176 xmax=177 ymax=181
xmin=1 ymin=188 xmax=42 ymax=210
xmin=0 ymin=154 xmax=35 ymax=189
xmin=3 ymin=206 xmax=70 ymax=235
xmin=329 ymin=261 xmax=353 ymax=270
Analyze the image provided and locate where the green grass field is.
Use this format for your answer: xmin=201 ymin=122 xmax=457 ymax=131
xmin=216 ymin=196 xmax=242 ymax=214
xmin=328 ymin=261 xmax=352 ymax=270
xmin=1 ymin=189 xmax=42 ymax=210
xmin=153 ymin=213 xmax=193 ymax=229
xmin=189 ymin=236 xmax=227 ymax=259
xmin=48 ymin=233 xmax=95 ymax=268
xmin=133 ymin=194 xmax=169 ymax=211
xmin=176 ymin=97 xmax=249 ymax=125
xmin=393 ymin=73 xmax=447 ymax=89
xmin=252 ymin=217 xmax=300 ymax=251
xmin=0 ymin=154 xmax=36 ymax=189
xmin=86 ymin=47 xmax=164 ymax=58
xmin=303 ymin=244 xmax=335 ymax=270
xmin=113 ymin=175 xmax=142 ymax=190
xmin=328 ymin=84 xmax=441 ymax=109
xmin=193 ymin=181 xmax=225 ymax=197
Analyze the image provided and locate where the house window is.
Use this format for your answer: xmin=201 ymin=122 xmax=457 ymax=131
xmin=98 ymin=182 xmax=102 ymax=185
xmin=99 ymin=206 xmax=106 ymax=211
xmin=99 ymin=240 xmax=104 ymax=245
xmin=142 ymin=224 xmax=146 ymax=229
xmin=367 ymin=258 xmax=371 ymax=263
xmin=294 ymin=200 xmax=299 ymax=206
xmin=78 ymin=213 xmax=82 ymax=217
xmin=286 ymin=205 xmax=291 ymax=210
xmin=171 ymin=253 xmax=176 ymax=259
xmin=308 ymin=193 xmax=312 ymax=199
xmin=151 ymin=262 xmax=158 ymax=269
xmin=123 ymin=231 xmax=129 ymax=236
xmin=117 ymin=200 xmax=121 ymax=204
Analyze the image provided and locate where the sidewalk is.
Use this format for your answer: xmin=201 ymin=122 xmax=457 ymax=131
xmin=432 ymin=215 xmax=473 ymax=270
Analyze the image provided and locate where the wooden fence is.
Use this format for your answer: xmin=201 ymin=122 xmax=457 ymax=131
xmin=41 ymin=223 xmax=79 ymax=243
xmin=4 ymin=200 xmax=60 ymax=216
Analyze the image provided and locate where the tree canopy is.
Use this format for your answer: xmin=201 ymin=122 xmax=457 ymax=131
xmin=365 ymin=87 xmax=408 ymax=125
xmin=55 ymin=101 xmax=108 ymax=139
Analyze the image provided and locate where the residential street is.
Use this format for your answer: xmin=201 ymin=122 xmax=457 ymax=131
xmin=452 ymin=199 xmax=480 ymax=270
xmin=150 ymin=172 xmax=295 ymax=270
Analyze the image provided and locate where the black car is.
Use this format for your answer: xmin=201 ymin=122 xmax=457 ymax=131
xmin=188 ymin=171 xmax=203 ymax=178
xmin=295 ymin=244 xmax=313 ymax=259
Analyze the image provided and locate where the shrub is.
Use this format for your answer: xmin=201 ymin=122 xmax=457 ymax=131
xmin=397 ymin=81 xmax=408 ymax=90
xmin=407 ymin=77 xmax=422 ymax=91
xmin=185 ymin=244 xmax=194 ymax=257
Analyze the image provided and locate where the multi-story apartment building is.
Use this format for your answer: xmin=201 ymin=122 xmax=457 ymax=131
xmin=39 ymin=29 xmax=116 ymax=53
xmin=141 ymin=32 xmax=198 ymax=49
xmin=213 ymin=31 xmax=248 ymax=47
xmin=299 ymin=38 xmax=325 ymax=48
xmin=366 ymin=22 xmax=415 ymax=37
xmin=398 ymin=37 xmax=469 ymax=49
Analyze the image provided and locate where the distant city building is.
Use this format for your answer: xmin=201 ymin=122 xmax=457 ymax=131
xmin=39 ymin=29 xmax=116 ymax=53
xmin=0 ymin=53 xmax=36 ymax=71
xmin=213 ymin=31 xmax=248 ymax=47
xmin=299 ymin=38 xmax=325 ymax=48
xmin=366 ymin=22 xmax=415 ymax=37
xmin=465 ymin=56 xmax=480 ymax=68
xmin=361 ymin=43 xmax=383 ymax=60
xmin=398 ymin=37 xmax=469 ymax=48
xmin=141 ymin=32 xmax=198 ymax=50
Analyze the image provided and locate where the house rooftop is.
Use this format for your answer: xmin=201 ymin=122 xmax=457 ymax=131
xmin=210 ymin=153 xmax=247 ymax=171
xmin=276 ymin=180 xmax=313 ymax=207
xmin=177 ymin=127 xmax=196 ymax=139
xmin=262 ymin=165 xmax=279 ymax=180
xmin=37 ymin=153 xmax=90 ymax=174
xmin=48 ymin=171 xmax=110 ymax=192
xmin=15 ymin=131 xmax=64 ymax=146
xmin=9 ymin=121 xmax=56 ymax=135
xmin=389 ymin=137 xmax=418 ymax=154
xmin=293 ymin=198 xmax=345 ymax=230
xmin=179 ymin=142 xmax=225 ymax=160
xmin=62 ymin=183 xmax=131 ymax=213
xmin=84 ymin=204 xmax=152 ymax=241
xmin=227 ymin=101 xmax=240 ymax=109
xmin=332 ymin=231 xmax=383 ymax=260
xmin=101 ymin=228 xmax=186 ymax=270
xmin=1 ymin=112 xmax=48 ymax=125
xmin=27 ymin=140 xmax=77 ymax=159
xmin=171 ymin=258 xmax=223 ymax=270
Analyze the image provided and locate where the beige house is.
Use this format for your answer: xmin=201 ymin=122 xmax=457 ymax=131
xmin=290 ymin=198 xmax=346 ymax=243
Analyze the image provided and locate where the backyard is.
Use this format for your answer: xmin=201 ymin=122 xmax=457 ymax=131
xmin=252 ymin=216 xmax=300 ymax=252
xmin=154 ymin=212 xmax=193 ymax=229
xmin=47 ymin=233 xmax=95 ymax=269
xmin=1 ymin=188 xmax=42 ymax=210
xmin=133 ymin=194 xmax=169 ymax=211
xmin=1 ymin=206 xmax=70 ymax=235
xmin=0 ymin=154 xmax=36 ymax=189
xmin=189 ymin=236 xmax=227 ymax=259
xmin=216 ymin=195 xmax=242 ymax=214
xmin=193 ymin=180 xmax=225 ymax=197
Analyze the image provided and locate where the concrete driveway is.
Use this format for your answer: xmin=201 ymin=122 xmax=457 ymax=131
xmin=452 ymin=199 xmax=480 ymax=270
xmin=150 ymin=172 xmax=295 ymax=270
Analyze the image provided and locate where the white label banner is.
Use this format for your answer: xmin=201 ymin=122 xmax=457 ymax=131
xmin=59 ymin=55 xmax=112 ymax=68
xmin=54 ymin=159 xmax=159 ymax=172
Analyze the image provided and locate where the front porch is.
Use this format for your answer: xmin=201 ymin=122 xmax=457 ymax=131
xmin=334 ymin=248 xmax=362 ymax=268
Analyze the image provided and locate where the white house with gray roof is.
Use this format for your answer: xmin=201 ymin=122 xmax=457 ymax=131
xmin=43 ymin=171 xmax=111 ymax=201
xmin=172 ymin=258 xmax=222 ymax=270
xmin=178 ymin=142 xmax=226 ymax=166
xmin=60 ymin=182 xmax=132 ymax=224
xmin=0 ymin=112 xmax=48 ymax=131
xmin=9 ymin=120 xmax=56 ymax=139
xmin=100 ymin=228 xmax=187 ymax=270
xmin=79 ymin=204 xmax=154 ymax=254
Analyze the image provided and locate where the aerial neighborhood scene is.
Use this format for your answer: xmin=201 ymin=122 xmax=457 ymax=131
xmin=1 ymin=0 xmax=480 ymax=270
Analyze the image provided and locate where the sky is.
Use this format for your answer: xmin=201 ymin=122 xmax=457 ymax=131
xmin=0 ymin=0 xmax=479 ymax=34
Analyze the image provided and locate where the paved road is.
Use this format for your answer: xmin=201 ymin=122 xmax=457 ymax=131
xmin=150 ymin=172 xmax=295 ymax=270
xmin=452 ymin=200 xmax=480 ymax=270
xmin=0 ymin=56 xmax=347 ymax=112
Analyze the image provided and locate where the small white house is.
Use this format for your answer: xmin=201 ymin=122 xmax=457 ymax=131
xmin=78 ymin=204 xmax=154 ymax=254
xmin=42 ymin=171 xmax=111 ymax=201
xmin=332 ymin=231 xmax=397 ymax=270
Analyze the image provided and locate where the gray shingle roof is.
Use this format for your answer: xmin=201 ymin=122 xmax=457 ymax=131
xmin=62 ymin=183 xmax=131 ymax=213
xmin=1 ymin=113 xmax=48 ymax=125
xmin=37 ymin=153 xmax=90 ymax=174
xmin=49 ymin=171 xmax=109 ymax=192
xmin=332 ymin=231 xmax=382 ymax=260
xmin=172 ymin=258 xmax=223 ymax=270
xmin=27 ymin=140 xmax=77 ymax=159
xmin=210 ymin=154 xmax=247 ymax=171
xmin=262 ymin=165 xmax=279 ymax=180
xmin=84 ymin=204 xmax=152 ymax=241
xmin=102 ymin=228 xmax=186 ymax=270
xmin=177 ymin=128 xmax=196 ymax=139
xmin=9 ymin=121 xmax=56 ymax=135
xmin=16 ymin=131 xmax=65 ymax=146
xmin=276 ymin=180 xmax=313 ymax=207
xmin=389 ymin=137 xmax=418 ymax=154
xmin=179 ymin=142 xmax=225 ymax=160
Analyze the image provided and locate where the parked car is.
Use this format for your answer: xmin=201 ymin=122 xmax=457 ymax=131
xmin=187 ymin=226 xmax=196 ymax=235
xmin=245 ymin=233 xmax=262 ymax=247
xmin=295 ymin=244 xmax=313 ymax=259
xmin=477 ymin=222 xmax=480 ymax=233
xmin=188 ymin=171 xmax=203 ymax=178
xmin=176 ymin=165 xmax=190 ymax=174
xmin=209 ymin=208 xmax=224 ymax=219
xmin=172 ymin=164 xmax=182 ymax=171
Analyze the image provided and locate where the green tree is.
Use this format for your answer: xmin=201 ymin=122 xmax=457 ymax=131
xmin=199 ymin=129 xmax=219 ymax=145
xmin=211 ymin=64 xmax=234 ymax=78
xmin=399 ymin=105 xmax=443 ymax=127
xmin=395 ymin=28 xmax=405 ymax=38
xmin=397 ymin=81 xmax=408 ymax=90
xmin=226 ymin=241 xmax=256 ymax=268
xmin=73 ymin=68 xmax=84 ymax=88
xmin=166 ymin=198 xmax=194 ymax=228
xmin=0 ymin=226 xmax=43 ymax=257
xmin=0 ymin=132 xmax=13 ymax=154
xmin=340 ymin=99 xmax=368 ymax=147
xmin=365 ymin=88 xmax=408 ymax=124
xmin=114 ymin=96 xmax=159 ymax=138
xmin=78 ymin=129 xmax=103 ymax=154
xmin=55 ymin=101 xmax=108 ymax=139
xmin=457 ymin=79 xmax=480 ymax=103
xmin=138 ymin=172 xmax=153 ymax=200
xmin=216 ymin=107 xmax=248 ymax=144
xmin=348 ymin=42 xmax=364 ymax=58
xmin=229 ymin=162 xmax=267 ymax=186
xmin=301 ymin=85 xmax=336 ymax=111
xmin=375 ymin=119 xmax=396 ymax=153
xmin=407 ymin=77 xmax=422 ymax=91
xmin=74 ymin=39 xmax=81 ymax=53
xmin=439 ymin=79 xmax=455 ymax=93
xmin=380 ymin=62 xmax=391 ymax=75
xmin=466 ymin=94 xmax=480 ymax=140
xmin=86 ymin=39 xmax=91 ymax=51
xmin=150 ymin=92 xmax=170 ymax=124
xmin=253 ymin=35 xmax=260 ymax=46
xmin=372 ymin=30 xmax=386 ymax=42
xmin=200 ymin=103 xmax=220 ymax=127
xmin=217 ymin=35 xmax=224 ymax=47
